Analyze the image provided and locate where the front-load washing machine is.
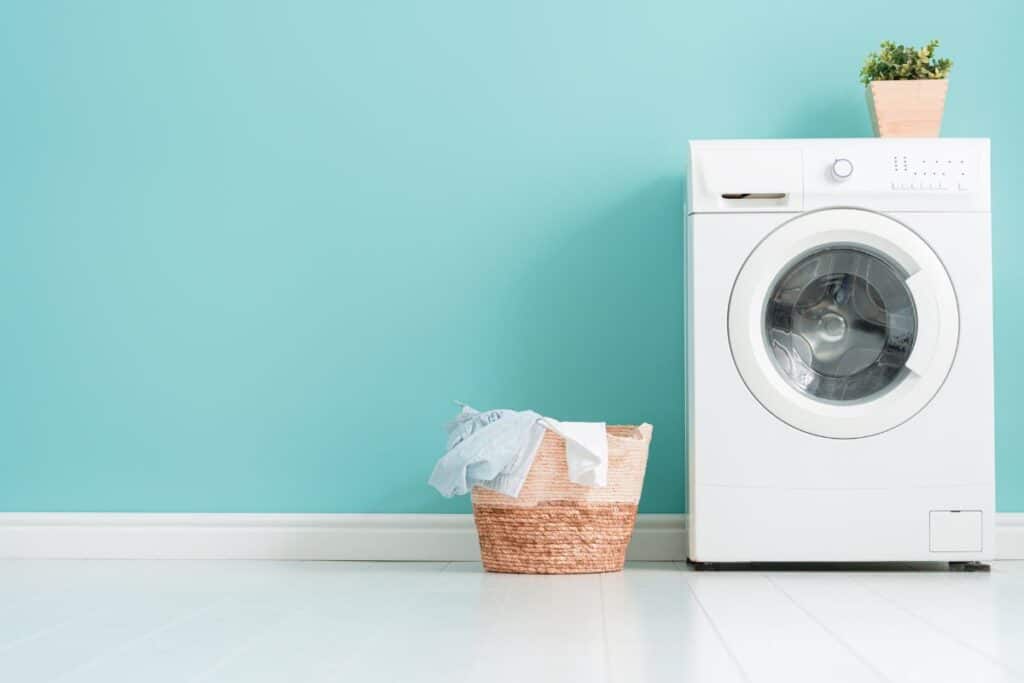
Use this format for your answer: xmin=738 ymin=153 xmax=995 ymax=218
xmin=685 ymin=139 xmax=994 ymax=564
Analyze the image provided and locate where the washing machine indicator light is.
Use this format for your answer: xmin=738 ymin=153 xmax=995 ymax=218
xmin=832 ymin=158 xmax=854 ymax=180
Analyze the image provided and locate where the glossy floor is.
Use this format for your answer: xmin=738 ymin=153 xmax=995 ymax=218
xmin=2 ymin=560 xmax=1023 ymax=682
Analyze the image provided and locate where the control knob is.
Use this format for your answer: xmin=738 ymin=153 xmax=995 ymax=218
xmin=831 ymin=158 xmax=854 ymax=181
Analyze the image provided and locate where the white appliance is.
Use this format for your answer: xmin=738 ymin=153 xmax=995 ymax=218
xmin=686 ymin=139 xmax=994 ymax=564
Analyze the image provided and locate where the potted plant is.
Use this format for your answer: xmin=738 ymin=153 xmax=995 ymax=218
xmin=861 ymin=40 xmax=953 ymax=137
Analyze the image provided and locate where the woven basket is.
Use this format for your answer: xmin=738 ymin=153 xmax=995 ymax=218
xmin=471 ymin=424 xmax=653 ymax=574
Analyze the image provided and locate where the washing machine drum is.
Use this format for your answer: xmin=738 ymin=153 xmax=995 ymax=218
xmin=729 ymin=209 xmax=959 ymax=439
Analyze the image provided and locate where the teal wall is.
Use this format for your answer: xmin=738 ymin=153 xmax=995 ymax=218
xmin=1 ymin=1 xmax=1021 ymax=513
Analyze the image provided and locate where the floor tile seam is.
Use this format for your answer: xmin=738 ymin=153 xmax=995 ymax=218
xmin=681 ymin=575 xmax=754 ymax=683
xmin=49 ymin=595 xmax=235 ymax=683
xmin=765 ymin=575 xmax=892 ymax=683
xmin=597 ymin=573 xmax=613 ymax=683
xmin=851 ymin=573 xmax=1024 ymax=681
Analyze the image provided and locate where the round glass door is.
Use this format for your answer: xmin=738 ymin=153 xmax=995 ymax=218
xmin=727 ymin=208 xmax=960 ymax=439
xmin=764 ymin=247 xmax=918 ymax=403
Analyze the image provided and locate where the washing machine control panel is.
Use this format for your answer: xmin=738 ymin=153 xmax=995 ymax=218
xmin=887 ymin=153 xmax=972 ymax=192
xmin=814 ymin=149 xmax=978 ymax=194
xmin=802 ymin=140 xmax=990 ymax=211
xmin=688 ymin=139 xmax=990 ymax=213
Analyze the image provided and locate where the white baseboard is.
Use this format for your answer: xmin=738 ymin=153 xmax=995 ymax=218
xmin=0 ymin=513 xmax=687 ymax=561
xmin=0 ymin=512 xmax=1020 ymax=561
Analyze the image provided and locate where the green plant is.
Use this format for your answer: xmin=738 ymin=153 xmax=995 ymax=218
xmin=859 ymin=40 xmax=953 ymax=85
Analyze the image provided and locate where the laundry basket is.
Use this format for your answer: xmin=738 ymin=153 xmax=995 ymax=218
xmin=470 ymin=424 xmax=653 ymax=574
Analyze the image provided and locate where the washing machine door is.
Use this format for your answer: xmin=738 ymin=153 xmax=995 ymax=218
xmin=728 ymin=208 xmax=959 ymax=439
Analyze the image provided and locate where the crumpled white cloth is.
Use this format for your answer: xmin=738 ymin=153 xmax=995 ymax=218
xmin=541 ymin=418 xmax=608 ymax=487
xmin=428 ymin=404 xmax=608 ymax=498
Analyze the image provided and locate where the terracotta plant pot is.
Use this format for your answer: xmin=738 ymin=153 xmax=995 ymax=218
xmin=866 ymin=79 xmax=948 ymax=137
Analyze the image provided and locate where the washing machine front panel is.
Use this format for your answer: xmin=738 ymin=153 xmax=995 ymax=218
xmin=728 ymin=208 xmax=959 ymax=439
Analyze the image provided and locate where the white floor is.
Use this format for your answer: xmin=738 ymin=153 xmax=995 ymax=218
xmin=2 ymin=561 xmax=1024 ymax=683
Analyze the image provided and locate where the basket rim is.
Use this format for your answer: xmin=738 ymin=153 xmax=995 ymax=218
xmin=590 ymin=423 xmax=652 ymax=445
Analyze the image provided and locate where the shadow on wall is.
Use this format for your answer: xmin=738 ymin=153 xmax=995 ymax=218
xmin=494 ymin=176 xmax=688 ymax=513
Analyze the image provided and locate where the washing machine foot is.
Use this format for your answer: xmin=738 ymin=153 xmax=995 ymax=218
xmin=949 ymin=561 xmax=991 ymax=572
xmin=686 ymin=559 xmax=719 ymax=571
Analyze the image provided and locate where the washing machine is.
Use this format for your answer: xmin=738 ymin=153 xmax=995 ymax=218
xmin=685 ymin=138 xmax=994 ymax=564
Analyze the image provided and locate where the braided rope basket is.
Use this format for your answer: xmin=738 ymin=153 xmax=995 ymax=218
xmin=471 ymin=424 xmax=653 ymax=574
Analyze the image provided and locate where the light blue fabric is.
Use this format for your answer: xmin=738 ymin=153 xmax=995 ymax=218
xmin=429 ymin=404 xmax=546 ymax=498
